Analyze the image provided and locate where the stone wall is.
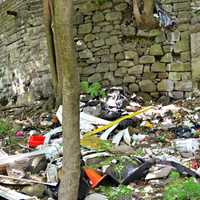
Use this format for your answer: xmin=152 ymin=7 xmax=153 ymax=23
xmin=191 ymin=0 xmax=200 ymax=88
xmin=0 ymin=0 xmax=52 ymax=106
xmin=0 ymin=0 xmax=199 ymax=106
xmin=75 ymin=0 xmax=193 ymax=100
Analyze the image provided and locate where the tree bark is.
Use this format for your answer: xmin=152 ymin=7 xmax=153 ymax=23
xmin=43 ymin=0 xmax=63 ymax=107
xmin=54 ymin=0 xmax=80 ymax=200
xmin=133 ymin=0 xmax=158 ymax=29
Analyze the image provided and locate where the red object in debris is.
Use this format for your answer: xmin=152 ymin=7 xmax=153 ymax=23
xmin=15 ymin=131 xmax=25 ymax=138
xmin=28 ymin=135 xmax=45 ymax=148
xmin=191 ymin=160 xmax=199 ymax=170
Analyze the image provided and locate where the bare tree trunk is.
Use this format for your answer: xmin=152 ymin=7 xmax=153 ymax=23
xmin=43 ymin=0 xmax=63 ymax=107
xmin=133 ymin=0 xmax=158 ymax=29
xmin=54 ymin=0 xmax=80 ymax=200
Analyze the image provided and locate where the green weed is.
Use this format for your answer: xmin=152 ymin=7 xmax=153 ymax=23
xmin=164 ymin=171 xmax=200 ymax=200
xmin=80 ymin=81 xmax=106 ymax=98
xmin=97 ymin=185 xmax=133 ymax=200
xmin=0 ymin=119 xmax=14 ymax=136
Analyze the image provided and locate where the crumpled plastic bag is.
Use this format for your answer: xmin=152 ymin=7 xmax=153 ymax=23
xmin=155 ymin=0 xmax=176 ymax=28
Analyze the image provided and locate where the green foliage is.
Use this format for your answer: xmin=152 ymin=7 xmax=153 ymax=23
xmin=80 ymin=81 xmax=89 ymax=94
xmin=164 ymin=171 xmax=200 ymax=200
xmin=132 ymin=148 xmax=145 ymax=157
xmin=0 ymin=119 xmax=13 ymax=136
xmin=80 ymin=81 xmax=106 ymax=98
xmin=97 ymin=185 xmax=133 ymax=200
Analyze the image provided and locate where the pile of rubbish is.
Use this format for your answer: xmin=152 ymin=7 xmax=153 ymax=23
xmin=0 ymin=87 xmax=200 ymax=200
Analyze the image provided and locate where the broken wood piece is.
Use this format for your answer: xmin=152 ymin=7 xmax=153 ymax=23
xmin=0 ymin=184 xmax=38 ymax=200
xmin=0 ymin=174 xmax=57 ymax=186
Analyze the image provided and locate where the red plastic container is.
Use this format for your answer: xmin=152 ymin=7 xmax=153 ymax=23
xmin=28 ymin=135 xmax=45 ymax=148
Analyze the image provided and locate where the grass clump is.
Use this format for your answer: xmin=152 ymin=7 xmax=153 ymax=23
xmin=164 ymin=171 xmax=200 ymax=200
xmin=0 ymin=119 xmax=13 ymax=136
xmin=97 ymin=185 xmax=133 ymax=200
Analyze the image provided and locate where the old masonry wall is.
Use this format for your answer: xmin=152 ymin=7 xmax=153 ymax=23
xmin=0 ymin=0 xmax=199 ymax=105
xmin=0 ymin=0 xmax=52 ymax=106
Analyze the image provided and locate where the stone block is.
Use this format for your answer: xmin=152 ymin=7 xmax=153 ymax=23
xmin=157 ymin=80 xmax=174 ymax=91
xmin=79 ymin=23 xmax=92 ymax=34
xmin=170 ymin=91 xmax=184 ymax=99
xmin=174 ymin=2 xmax=190 ymax=11
xmin=167 ymin=63 xmax=190 ymax=72
xmin=93 ymin=39 xmax=105 ymax=47
xmin=79 ymin=49 xmax=93 ymax=59
xmin=128 ymin=65 xmax=143 ymax=74
xmin=93 ymin=26 xmax=101 ymax=33
xmin=115 ymin=3 xmax=128 ymax=11
xmin=78 ymin=2 xmax=96 ymax=13
xmin=84 ymin=34 xmax=95 ymax=42
xmin=88 ymin=73 xmax=102 ymax=83
xmin=102 ymin=25 xmax=113 ymax=32
xmin=143 ymin=72 xmax=157 ymax=80
xmin=139 ymin=80 xmax=156 ymax=92
xmin=110 ymin=44 xmax=123 ymax=53
xmin=175 ymin=81 xmax=192 ymax=91
xmin=115 ymin=53 xmax=124 ymax=60
xmin=155 ymin=32 xmax=166 ymax=43
xmin=86 ymin=57 xmax=100 ymax=64
xmin=149 ymin=44 xmax=164 ymax=56
xmin=96 ymin=32 xmax=109 ymax=39
xmin=180 ymin=52 xmax=190 ymax=62
xmin=144 ymin=65 xmax=150 ymax=72
xmin=109 ymin=63 xmax=118 ymax=71
xmin=174 ymin=39 xmax=189 ymax=53
xmin=118 ymin=60 xmax=134 ymax=67
xmin=115 ymin=68 xmax=127 ymax=77
xmin=139 ymin=56 xmax=155 ymax=64
xmin=129 ymin=83 xmax=139 ymax=92
xmin=104 ymin=72 xmax=114 ymax=81
xmin=82 ymin=67 xmax=96 ymax=75
xmin=99 ymin=1 xmax=113 ymax=10
xmin=161 ymin=53 xmax=173 ymax=63
xmin=124 ymin=51 xmax=139 ymax=63
xmin=96 ymin=63 xmax=110 ymax=72
xmin=95 ymin=49 xmax=109 ymax=56
xmin=191 ymin=32 xmax=200 ymax=81
xmin=111 ymin=77 xmax=123 ymax=86
xmin=167 ymin=31 xmax=180 ymax=42
xmin=181 ymin=72 xmax=191 ymax=80
xmin=105 ymin=12 xmax=122 ymax=21
xmin=105 ymin=36 xmax=119 ymax=45
xmin=151 ymin=63 xmax=166 ymax=72
xmin=181 ymin=31 xmax=190 ymax=40
xmin=163 ymin=45 xmax=173 ymax=53
xmin=123 ymin=75 xmax=136 ymax=83
xmin=178 ymin=23 xmax=190 ymax=31
xmin=158 ymin=73 xmax=168 ymax=79
xmin=101 ymin=55 xmax=114 ymax=62
xmin=121 ymin=25 xmax=136 ymax=36
xmin=92 ymin=12 xmax=105 ymax=22
xmin=169 ymin=72 xmax=181 ymax=81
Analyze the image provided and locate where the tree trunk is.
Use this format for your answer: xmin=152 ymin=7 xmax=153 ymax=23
xmin=43 ymin=0 xmax=63 ymax=107
xmin=54 ymin=0 xmax=80 ymax=200
xmin=133 ymin=0 xmax=158 ymax=29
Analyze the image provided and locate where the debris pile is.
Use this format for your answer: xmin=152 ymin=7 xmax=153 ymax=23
xmin=0 ymin=87 xmax=199 ymax=200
